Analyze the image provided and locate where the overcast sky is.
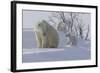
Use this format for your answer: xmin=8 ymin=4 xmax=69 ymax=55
xmin=22 ymin=10 xmax=91 ymax=29
xmin=23 ymin=10 xmax=52 ymax=29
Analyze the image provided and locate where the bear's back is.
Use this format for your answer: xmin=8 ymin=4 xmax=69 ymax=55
xmin=46 ymin=24 xmax=59 ymax=48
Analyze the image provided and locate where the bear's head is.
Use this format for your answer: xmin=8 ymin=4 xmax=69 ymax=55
xmin=37 ymin=20 xmax=49 ymax=36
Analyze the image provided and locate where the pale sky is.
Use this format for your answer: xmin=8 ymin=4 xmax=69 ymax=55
xmin=23 ymin=10 xmax=52 ymax=29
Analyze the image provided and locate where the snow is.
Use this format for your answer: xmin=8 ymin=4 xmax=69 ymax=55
xmin=22 ymin=31 xmax=91 ymax=63
xmin=22 ymin=47 xmax=90 ymax=63
xmin=23 ymin=49 xmax=64 ymax=54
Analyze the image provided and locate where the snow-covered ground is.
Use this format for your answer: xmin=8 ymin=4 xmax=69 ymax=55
xmin=22 ymin=30 xmax=91 ymax=63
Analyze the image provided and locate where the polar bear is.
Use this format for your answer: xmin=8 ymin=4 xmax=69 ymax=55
xmin=35 ymin=20 xmax=59 ymax=48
